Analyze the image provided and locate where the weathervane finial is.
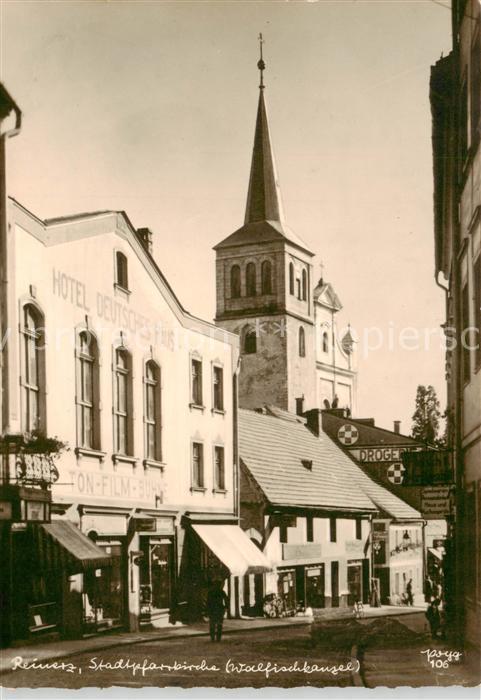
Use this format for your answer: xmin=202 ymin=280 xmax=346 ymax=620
xmin=257 ymin=33 xmax=266 ymax=89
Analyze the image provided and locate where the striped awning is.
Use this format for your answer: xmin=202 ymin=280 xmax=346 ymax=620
xmin=35 ymin=521 xmax=115 ymax=574
xmin=192 ymin=524 xmax=272 ymax=577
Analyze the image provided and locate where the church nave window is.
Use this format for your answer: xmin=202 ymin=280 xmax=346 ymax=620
xmin=244 ymin=327 xmax=257 ymax=354
xmin=261 ymin=260 xmax=272 ymax=295
xmin=302 ymin=269 xmax=307 ymax=301
xmin=322 ymin=331 xmax=329 ymax=354
xmin=230 ymin=265 xmax=241 ymax=299
xmin=298 ymin=326 xmax=306 ymax=357
xmin=246 ymin=262 xmax=257 ymax=296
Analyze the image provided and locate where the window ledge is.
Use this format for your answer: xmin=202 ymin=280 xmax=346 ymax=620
xmin=75 ymin=447 xmax=106 ymax=462
xmin=113 ymin=283 xmax=131 ymax=298
xmin=211 ymin=408 xmax=226 ymax=416
xmin=212 ymin=488 xmax=228 ymax=495
xmin=112 ymin=453 xmax=138 ymax=466
xmin=143 ymin=459 xmax=165 ymax=472
xmin=189 ymin=403 xmax=205 ymax=412
xmin=190 ymin=486 xmax=207 ymax=493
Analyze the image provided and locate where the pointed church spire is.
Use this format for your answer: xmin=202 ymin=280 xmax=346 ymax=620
xmin=244 ymin=35 xmax=285 ymax=225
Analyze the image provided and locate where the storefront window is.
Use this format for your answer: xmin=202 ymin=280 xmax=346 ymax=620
xmin=139 ymin=538 xmax=173 ymax=611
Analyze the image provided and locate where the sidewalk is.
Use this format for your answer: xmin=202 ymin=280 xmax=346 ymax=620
xmin=0 ymin=603 xmax=426 ymax=677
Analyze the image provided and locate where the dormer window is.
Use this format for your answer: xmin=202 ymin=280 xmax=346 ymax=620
xmin=116 ymin=251 xmax=129 ymax=290
xmin=301 ymin=459 xmax=313 ymax=470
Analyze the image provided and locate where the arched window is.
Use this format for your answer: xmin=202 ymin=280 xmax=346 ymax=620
xmin=116 ymin=251 xmax=129 ymax=290
xmin=114 ymin=347 xmax=133 ymax=455
xmin=231 ymin=265 xmax=241 ymax=298
xmin=246 ymin=262 xmax=257 ymax=296
xmin=144 ymin=360 xmax=162 ymax=461
xmin=322 ymin=331 xmax=329 ymax=353
xmin=261 ymin=260 xmax=272 ymax=295
xmin=302 ymin=269 xmax=307 ymax=301
xmin=289 ymin=262 xmax=294 ymax=295
xmin=21 ymin=304 xmax=46 ymax=432
xmin=244 ymin=327 xmax=257 ymax=354
xmin=299 ymin=326 xmax=306 ymax=357
xmin=76 ymin=331 xmax=100 ymax=449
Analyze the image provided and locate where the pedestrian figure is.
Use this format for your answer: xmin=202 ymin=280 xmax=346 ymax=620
xmin=424 ymin=576 xmax=433 ymax=603
xmin=406 ymin=578 xmax=414 ymax=606
xmin=206 ymin=579 xmax=228 ymax=642
xmin=369 ymin=578 xmax=381 ymax=608
xmin=425 ymin=598 xmax=441 ymax=639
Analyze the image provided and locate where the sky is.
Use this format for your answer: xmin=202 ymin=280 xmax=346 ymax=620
xmin=0 ymin=0 xmax=452 ymax=434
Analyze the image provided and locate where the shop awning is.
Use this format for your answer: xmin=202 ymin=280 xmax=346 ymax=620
xmin=35 ymin=521 xmax=115 ymax=574
xmin=192 ymin=524 xmax=272 ymax=577
xmin=428 ymin=547 xmax=443 ymax=561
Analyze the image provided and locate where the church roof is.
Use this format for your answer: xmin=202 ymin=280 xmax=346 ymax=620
xmin=244 ymin=89 xmax=284 ymax=225
xmin=215 ymin=71 xmax=313 ymax=256
xmin=313 ymin=280 xmax=343 ymax=311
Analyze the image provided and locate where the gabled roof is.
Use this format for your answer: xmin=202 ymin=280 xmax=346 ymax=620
xmin=9 ymin=197 xmax=239 ymax=346
xmin=313 ymin=280 xmax=343 ymax=311
xmin=214 ymin=220 xmax=313 ymax=256
xmin=322 ymin=411 xmax=422 ymax=447
xmin=239 ymin=408 xmax=375 ymax=514
xmin=240 ymin=407 xmax=422 ymax=521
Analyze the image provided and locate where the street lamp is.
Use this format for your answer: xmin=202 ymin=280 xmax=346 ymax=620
xmin=402 ymin=530 xmax=412 ymax=551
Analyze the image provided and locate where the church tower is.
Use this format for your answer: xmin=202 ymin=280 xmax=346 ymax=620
xmin=214 ymin=40 xmax=316 ymax=413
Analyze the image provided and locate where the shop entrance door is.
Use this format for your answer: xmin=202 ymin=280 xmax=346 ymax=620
xmin=331 ymin=561 xmax=339 ymax=607
xmin=347 ymin=561 xmax=362 ymax=606
xmin=277 ymin=570 xmax=296 ymax=614
xmin=82 ymin=543 xmax=124 ymax=634
xmin=305 ymin=565 xmax=325 ymax=608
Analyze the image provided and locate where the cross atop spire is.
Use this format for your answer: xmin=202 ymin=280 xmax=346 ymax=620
xmin=258 ymin=33 xmax=265 ymax=89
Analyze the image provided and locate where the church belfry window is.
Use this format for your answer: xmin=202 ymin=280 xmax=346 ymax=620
xmin=261 ymin=260 xmax=272 ymax=295
xmin=230 ymin=265 xmax=241 ymax=299
xmin=115 ymin=251 xmax=129 ymax=290
xmin=289 ymin=263 xmax=294 ymax=295
xmin=246 ymin=262 xmax=257 ymax=296
xmin=322 ymin=331 xmax=329 ymax=354
xmin=298 ymin=326 xmax=306 ymax=357
xmin=302 ymin=269 xmax=307 ymax=301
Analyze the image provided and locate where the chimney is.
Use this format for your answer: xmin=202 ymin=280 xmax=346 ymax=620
xmin=304 ymin=409 xmax=322 ymax=437
xmin=394 ymin=420 xmax=401 ymax=434
xmin=136 ymin=227 xmax=153 ymax=256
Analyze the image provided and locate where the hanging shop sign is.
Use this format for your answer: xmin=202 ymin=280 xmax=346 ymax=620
xmin=421 ymin=486 xmax=455 ymax=519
